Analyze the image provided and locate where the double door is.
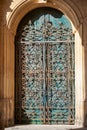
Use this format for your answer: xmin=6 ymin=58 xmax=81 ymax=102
xmin=15 ymin=7 xmax=75 ymax=125
xmin=15 ymin=41 xmax=75 ymax=124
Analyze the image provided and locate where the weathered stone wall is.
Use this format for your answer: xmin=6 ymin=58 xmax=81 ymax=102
xmin=0 ymin=0 xmax=87 ymax=129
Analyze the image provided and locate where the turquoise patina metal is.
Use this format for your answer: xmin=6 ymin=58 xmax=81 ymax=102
xmin=15 ymin=7 xmax=75 ymax=124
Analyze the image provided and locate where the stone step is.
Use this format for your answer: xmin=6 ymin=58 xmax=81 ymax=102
xmin=5 ymin=125 xmax=87 ymax=130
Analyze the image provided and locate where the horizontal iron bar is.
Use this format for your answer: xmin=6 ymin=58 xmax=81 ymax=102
xmin=20 ymin=41 xmax=74 ymax=44
xmin=21 ymin=71 xmax=75 ymax=73
xmin=15 ymin=91 xmax=75 ymax=93
xmin=21 ymin=119 xmax=71 ymax=121
xmin=16 ymin=106 xmax=74 ymax=109
xmin=20 ymin=119 xmax=70 ymax=122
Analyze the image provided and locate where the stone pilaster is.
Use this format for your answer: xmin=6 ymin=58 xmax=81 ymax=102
xmin=0 ymin=17 xmax=5 ymax=130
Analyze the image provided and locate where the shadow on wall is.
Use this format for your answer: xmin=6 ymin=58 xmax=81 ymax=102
xmin=69 ymin=128 xmax=87 ymax=130
xmin=0 ymin=0 xmax=13 ymax=129
xmin=0 ymin=0 xmax=13 ymax=23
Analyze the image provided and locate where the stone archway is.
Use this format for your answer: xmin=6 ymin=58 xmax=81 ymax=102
xmin=3 ymin=0 xmax=85 ymax=127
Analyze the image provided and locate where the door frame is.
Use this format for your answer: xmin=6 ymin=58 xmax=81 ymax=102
xmin=3 ymin=0 xmax=86 ymax=127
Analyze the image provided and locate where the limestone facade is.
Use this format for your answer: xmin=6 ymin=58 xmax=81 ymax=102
xmin=0 ymin=0 xmax=87 ymax=129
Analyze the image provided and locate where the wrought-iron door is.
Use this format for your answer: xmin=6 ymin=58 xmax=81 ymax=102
xmin=15 ymin=7 xmax=75 ymax=125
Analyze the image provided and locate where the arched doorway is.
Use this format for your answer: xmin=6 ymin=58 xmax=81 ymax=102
xmin=15 ymin=7 xmax=75 ymax=125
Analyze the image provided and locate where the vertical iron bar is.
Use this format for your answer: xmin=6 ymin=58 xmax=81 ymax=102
xmin=43 ymin=42 xmax=46 ymax=124
xmin=43 ymin=12 xmax=46 ymax=124
xmin=45 ymin=43 xmax=48 ymax=124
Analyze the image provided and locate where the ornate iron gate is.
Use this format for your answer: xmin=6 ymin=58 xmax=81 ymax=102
xmin=15 ymin=7 xmax=75 ymax=125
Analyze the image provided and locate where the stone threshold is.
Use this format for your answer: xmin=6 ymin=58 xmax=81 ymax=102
xmin=5 ymin=125 xmax=87 ymax=130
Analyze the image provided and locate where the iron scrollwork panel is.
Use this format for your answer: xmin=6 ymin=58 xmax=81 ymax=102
xmin=46 ymin=42 xmax=75 ymax=124
xmin=15 ymin=42 xmax=47 ymax=124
